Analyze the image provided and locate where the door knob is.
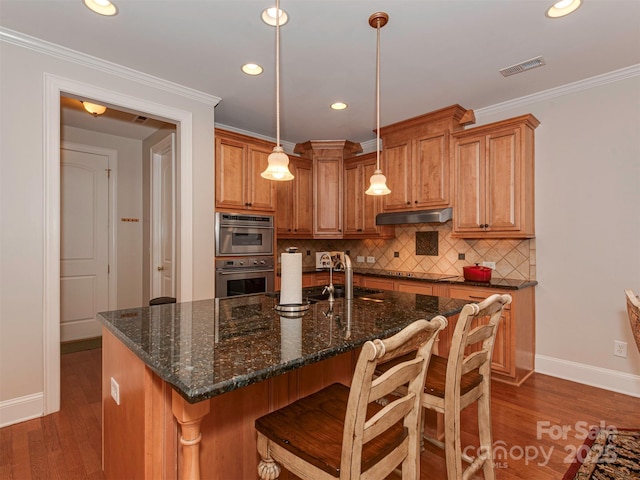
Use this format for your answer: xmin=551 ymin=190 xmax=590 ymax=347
xmin=157 ymin=266 xmax=165 ymax=271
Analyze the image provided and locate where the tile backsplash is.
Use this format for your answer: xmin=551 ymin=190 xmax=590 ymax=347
xmin=277 ymin=222 xmax=536 ymax=281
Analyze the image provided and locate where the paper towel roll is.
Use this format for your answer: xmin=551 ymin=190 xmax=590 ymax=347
xmin=280 ymin=252 xmax=302 ymax=305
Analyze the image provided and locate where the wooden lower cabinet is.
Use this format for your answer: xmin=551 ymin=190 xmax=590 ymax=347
xmin=447 ymin=285 xmax=535 ymax=385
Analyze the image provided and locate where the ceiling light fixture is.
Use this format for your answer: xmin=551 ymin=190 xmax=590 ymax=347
xmin=260 ymin=0 xmax=294 ymax=182
xmin=83 ymin=0 xmax=118 ymax=16
xmin=365 ymin=12 xmax=391 ymax=197
xmin=546 ymin=0 xmax=582 ymax=18
xmin=242 ymin=63 xmax=263 ymax=75
xmin=331 ymin=102 xmax=348 ymax=110
xmin=82 ymin=101 xmax=107 ymax=116
xmin=261 ymin=6 xmax=288 ymax=27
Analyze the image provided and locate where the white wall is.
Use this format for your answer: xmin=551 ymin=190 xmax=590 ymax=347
xmin=61 ymin=126 xmax=145 ymax=309
xmin=476 ymin=73 xmax=640 ymax=395
xmin=0 ymin=38 xmax=217 ymax=425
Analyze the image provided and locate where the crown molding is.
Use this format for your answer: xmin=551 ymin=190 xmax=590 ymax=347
xmin=214 ymin=122 xmax=297 ymax=154
xmin=0 ymin=27 xmax=221 ymax=107
xmin=476 ymin=64 xmax=640 ymax=118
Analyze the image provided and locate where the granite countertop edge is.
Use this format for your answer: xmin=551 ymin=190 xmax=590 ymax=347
xmin=282 ymin=267 xmax=538 ymax=290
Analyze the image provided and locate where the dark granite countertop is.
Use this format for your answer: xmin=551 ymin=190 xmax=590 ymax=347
xmin=291 ymin=267 xmax=538 ymax=290
xmin=98 ymin=290 xmax=467 ymax=404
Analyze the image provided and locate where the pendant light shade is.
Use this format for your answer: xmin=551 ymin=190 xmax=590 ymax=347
xmin=261 ymin=0 xmax=294 ymax=182
xmin=366 ymin=12 xmax=390 ymax=196
xmin=365 ymin=169 xmax=391 ymax=195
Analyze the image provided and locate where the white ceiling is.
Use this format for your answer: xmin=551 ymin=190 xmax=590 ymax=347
xmin=2 ymin=0 xmax=639 ymax=145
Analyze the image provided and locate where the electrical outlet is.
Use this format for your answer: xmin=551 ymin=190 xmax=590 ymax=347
xmin=356 ymin=255 xmax=364 ymax=263
xmin=306 ymin=250 xmax=311 ymax=256
xmin=482 ymin=261 xmax=496 ymax=270
xmin=614 ymin=341 xmax=627 ymax=358
xmin=394 ymin=252 xmax=400 ymax=258
xmin=458 ymin=253 xmax=465 ymax=260
xmin=110 ymin=377 xmax=120 ymax=405
xmin=366 ymin=256 xmax=376 ymax=264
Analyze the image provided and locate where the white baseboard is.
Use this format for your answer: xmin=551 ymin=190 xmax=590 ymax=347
xmin=536 ymin=355 xmax=640 ymax=398
xmin=0 ymin=392 xmax=44 ymax=428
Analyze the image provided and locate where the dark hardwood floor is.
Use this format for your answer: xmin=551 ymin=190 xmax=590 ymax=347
xmin=1 ymin=348 xmax=639 ymax=479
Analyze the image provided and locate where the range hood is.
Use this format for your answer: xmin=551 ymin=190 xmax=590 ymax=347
xmin=376 ymin=207 xmax=453 ymax=225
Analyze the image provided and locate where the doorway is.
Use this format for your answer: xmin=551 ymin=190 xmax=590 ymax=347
xmin=44 ymin=74 xmax=196 ymax=415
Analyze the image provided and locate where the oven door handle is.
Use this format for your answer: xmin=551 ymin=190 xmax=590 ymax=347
xmin=216 ymin=269 xmax=274 ymax=275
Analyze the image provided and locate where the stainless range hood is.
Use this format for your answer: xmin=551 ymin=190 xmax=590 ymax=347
xmin=376 ymin=207 xmax=453 ymax=225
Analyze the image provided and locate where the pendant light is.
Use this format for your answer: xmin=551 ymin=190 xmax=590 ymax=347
xmin=261 ymin=0 xmax=294 ymax=181
xmin=365 ymin=12 xmax=391 ymax=196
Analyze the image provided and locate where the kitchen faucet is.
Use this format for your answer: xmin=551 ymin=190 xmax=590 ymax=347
xmin=320 ymin=253 xmax=335 ymax=303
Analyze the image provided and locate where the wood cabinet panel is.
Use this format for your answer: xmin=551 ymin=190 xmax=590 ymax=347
xmin=452 ymin=114 xmax=539 ymax=238
xmin=215 ymin=129 xmax=276 ymax=212
xmin=448 ymin=284 xmax=534 ymax=385
xmin=380 ymin=105 xmax=468 ymax=213
xmin=394 ymin=280 xmax=434 ymax=295
xmin=276 ymin=156 xmax=313 ymax=237
xmin=314 ymin=156 xmax=343 ymax=237
xmin=343 ymin=153 xmax=394 ymax=239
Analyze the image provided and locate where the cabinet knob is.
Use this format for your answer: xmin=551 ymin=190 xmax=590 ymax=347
xmin=406 ymin=201 xmax=411 ymax=205
xmin=414 ymin=200 xmax=418 ymax=204
xmin=157 ymin=266 xmax=165 ymax=271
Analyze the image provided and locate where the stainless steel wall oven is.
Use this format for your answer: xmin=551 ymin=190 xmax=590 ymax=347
xmin=215 ymin=212 xmax=274 ymax=257
xmin=215 ymin=257 xmax=275 ymax=298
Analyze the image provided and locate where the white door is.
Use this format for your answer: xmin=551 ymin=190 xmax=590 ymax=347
xmin=60 ymin=146 xmax=110 ymax=341
xmin=151 ymin=134 xmax=176 ymax=299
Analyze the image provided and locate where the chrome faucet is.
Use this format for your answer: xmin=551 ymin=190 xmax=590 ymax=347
xmin=320 ymin=253 xmax=335 ymax=303
xmin=333 ymin=253 xmax=353 ymax=301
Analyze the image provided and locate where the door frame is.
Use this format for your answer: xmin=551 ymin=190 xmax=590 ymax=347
xmin=61 ymin=141 xmax=119 ymax=316
xmin=44 ymin=74 xmax=194 ymax=415
xmin=150 ymin=133 xmax=176 ymax=299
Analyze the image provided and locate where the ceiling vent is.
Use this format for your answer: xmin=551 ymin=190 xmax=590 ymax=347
xmin=500 ymin=56 xmax=546 ymax=77
xmin=133 ymin=115 xmax=148 ymax=124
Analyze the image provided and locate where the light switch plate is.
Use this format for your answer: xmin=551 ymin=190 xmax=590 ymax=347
xmin=356 ymin=255 xmax=364 ymax=263
xmin=110 ymin=377 xmax=120 ymax=405
xmin=366 ymin=256 xmax=376 ymax=264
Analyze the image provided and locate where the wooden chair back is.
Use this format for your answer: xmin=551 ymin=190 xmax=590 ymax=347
xmin=445 ymin=293 xmax=511 ymax=404
xmin=342 ymin=316 xmax=447 ymax=478
xmin=625 ymin=289 xmax=640 ymax=354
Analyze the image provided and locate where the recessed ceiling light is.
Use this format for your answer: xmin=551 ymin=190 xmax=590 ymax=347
xmin=331 ymin=102 xmax=348 ymax=110
xmin=261 ymin=6 xmax=288 ymax=26
xmin=242 ymin=63 xmax=263 ymax=75
xmin=546 ymin=0 xmax=582 ymax=18
xmin=84 ymin=0 xmax=118 ymax=16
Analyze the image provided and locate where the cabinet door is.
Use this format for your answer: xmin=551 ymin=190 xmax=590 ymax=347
xmin=215 ymin=136 xmax=247 ymax=210
xmin=343 ymin=162 xmax=362 ymax=235
xmin=413 ymin=132 xmax=450 ymax=208
xmin=363 ymin=277 xmax=395 ymax=291
xmin=313 ymin=157 xmax=343 ymax=237
xmin=293 ymin=159 xmax=314 ymax=236
xmin=247 ymin=145 xmax=276 ymax=211
xmin=275 ymin=157 xmax=313 ymax=237
xmin=382 ymin=141 xmax=412 ymax=211
xmin=453 ymin=135 xmax=485 ymax=232
xmin=485 ymin=129 xmax=519 ymax=232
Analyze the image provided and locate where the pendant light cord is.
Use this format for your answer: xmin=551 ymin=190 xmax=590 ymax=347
xmin=376 ymin=18 xmax=381 ymax=171
xmin=276 ymin=0 xmax=281 ymax=148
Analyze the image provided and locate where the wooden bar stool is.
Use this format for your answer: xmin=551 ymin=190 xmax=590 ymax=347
xmin=376 ymin=293 xmax=511 ymax=480
xmin=254 ymin=316 xmax=447 ymax=480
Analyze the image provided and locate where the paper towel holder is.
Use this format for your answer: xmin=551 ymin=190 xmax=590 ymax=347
xmin=274 ymin=301 xmax=310 ymax=318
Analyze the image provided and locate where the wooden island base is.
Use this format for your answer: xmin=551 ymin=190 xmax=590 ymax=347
xmin=102 ymin=328 xmax=357 ymax=480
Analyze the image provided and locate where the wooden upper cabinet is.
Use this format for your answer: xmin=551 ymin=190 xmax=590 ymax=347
xmin=452 ymin=114 xmax=539 ymax=238
xmin=215 ymin=129 xmax=276 ymax=212
xmin=343 ymin=153 xmax=394 ymax=239
xmin=276 ymin=156 xmax=313 ymax=238
xmin=294 ymin=140 xmax=362 ymax=239
xmin=380 ymin=105 xmax=470 ymax=212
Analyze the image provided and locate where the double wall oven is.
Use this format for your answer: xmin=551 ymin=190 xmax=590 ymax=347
xmin=215 ymin=212 xmax=275 ymax=298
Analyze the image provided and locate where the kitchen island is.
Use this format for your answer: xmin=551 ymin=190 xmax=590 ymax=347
xmin=98 ymin=289 xmax=467 ymax=480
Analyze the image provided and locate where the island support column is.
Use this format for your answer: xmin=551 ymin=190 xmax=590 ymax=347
xmin=171 ymin=391 xmax=211 ymax=480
